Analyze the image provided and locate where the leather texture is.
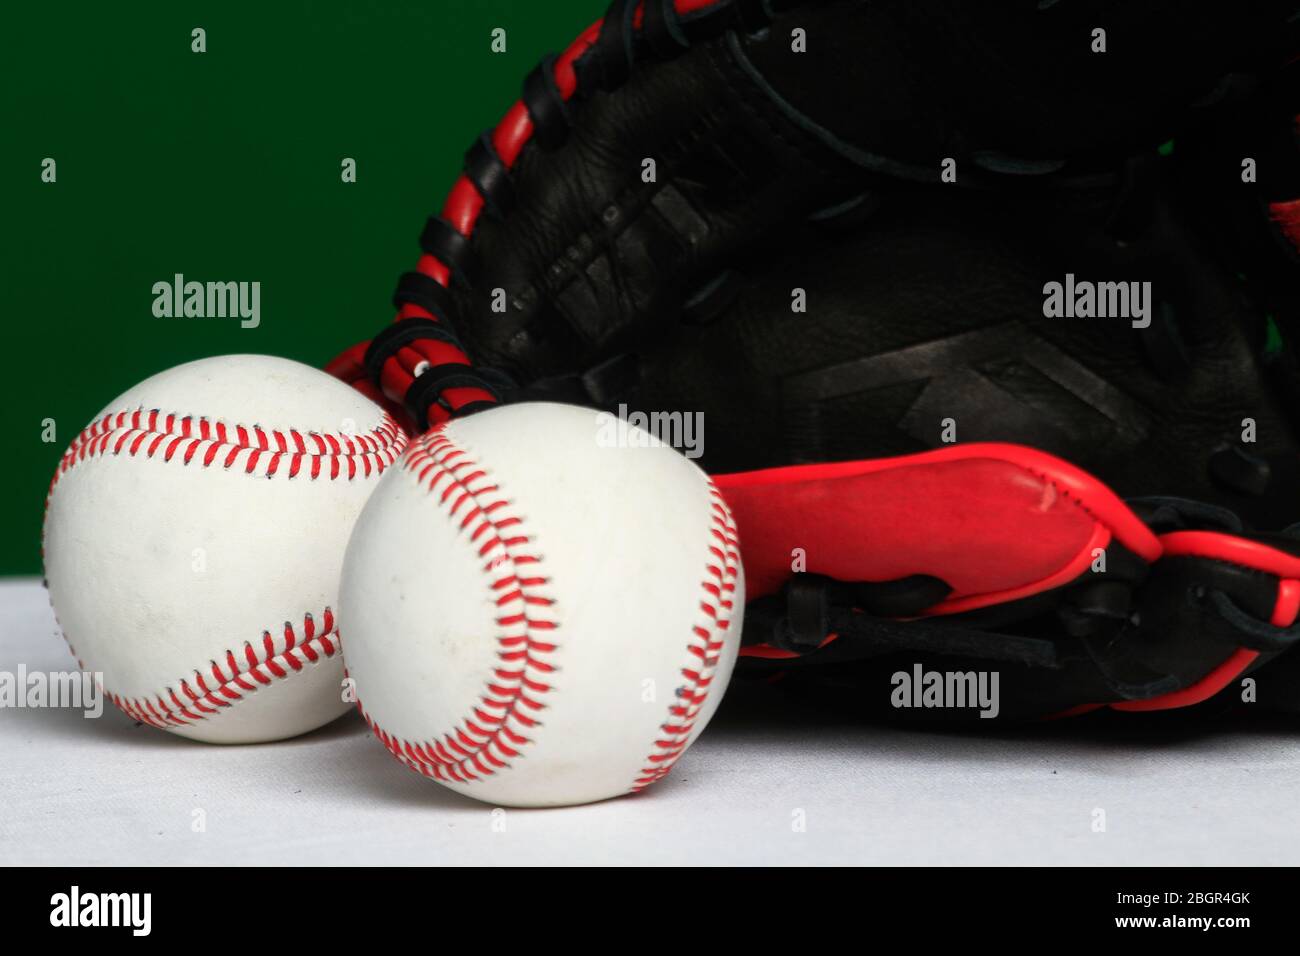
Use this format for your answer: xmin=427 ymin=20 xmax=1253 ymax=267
xmin=737 ymin=0 xmax=1299 ymax=173
xmin=443 ymin=0 xmax=1300 ymax=401
xmin=620 ymin=166 xmax=1300 ymax=530
xmin=745 ymin=523 xmax=1300 ymax=723
xmin=718 ymin=445 xmax=1300 ymax=721
xmin=446 ymin=31 xmax=858 ymax=382
xmin=716 ymin=443 xmax=1162 ymax=604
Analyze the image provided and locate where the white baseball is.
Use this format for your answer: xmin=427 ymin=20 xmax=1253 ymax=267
xmin=43 ymin=354 xmax=407 ymax=743
xmin=340 ymin=402 xmax=744 ymax=807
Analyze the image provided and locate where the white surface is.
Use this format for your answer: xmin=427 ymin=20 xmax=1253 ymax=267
xmin=2 ymin=577 xmax=1299 ymax=866
xmin=342 ymin=404 xmax=742 ymax=807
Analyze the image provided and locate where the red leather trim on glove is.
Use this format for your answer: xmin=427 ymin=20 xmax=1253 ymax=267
xmin=714 ymin=442 xmax=1162 ymax=612
xmin=1109 ymin=531 xmax=1300 ymax=712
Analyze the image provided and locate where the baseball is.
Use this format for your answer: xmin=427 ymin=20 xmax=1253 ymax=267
xmin=340 ymin=402 xmax=744 ymax=807
xmin=42 ymin=354 xmax=407 ymax=744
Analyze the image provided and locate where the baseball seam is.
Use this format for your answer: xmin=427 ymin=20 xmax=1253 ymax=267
xmin=632 ymin=479 xmax=740 ymax=791
xmin=50 ymin=407 xmax=406 ymax=491
xmin=65 ymin=609 xmax=343 ymax=731
xmin=355 ymin=427 xmax=561 ymax=785
xmin=101 ymin=608 xmax=338 ymax=728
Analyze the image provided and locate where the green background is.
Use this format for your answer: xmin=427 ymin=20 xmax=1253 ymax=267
xmin=1 ymin=0 xmax=606 ymax=575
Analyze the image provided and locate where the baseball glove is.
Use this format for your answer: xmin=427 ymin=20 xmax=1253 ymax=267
xmin=588 ymin=40 xmax=1300 ymax=720
xmin=330 ymin=0 xmax=1300 ymax=427
xmin=327 ymin=0 xmax=1300 ymax=720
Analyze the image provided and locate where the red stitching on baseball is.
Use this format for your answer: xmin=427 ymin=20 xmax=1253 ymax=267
xmin=354 ymin=426 xmax=561 ymax=786
xmin=49 ymin=407 xmax=406 ymax=495
xmin=631 ymin=479 xmax=739 ymax=792
xmin=61 ymin=609 xmax=342 ymax=731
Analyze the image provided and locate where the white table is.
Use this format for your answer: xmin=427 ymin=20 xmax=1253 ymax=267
xmin=2 ymin=578 xmax=1297 ymax=866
